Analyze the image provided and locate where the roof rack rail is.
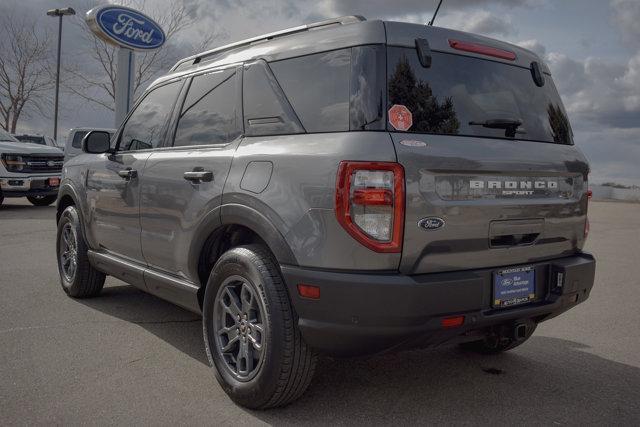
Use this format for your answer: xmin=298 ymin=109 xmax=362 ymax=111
xmin=170 ymin=15 xmax=366 ymax=72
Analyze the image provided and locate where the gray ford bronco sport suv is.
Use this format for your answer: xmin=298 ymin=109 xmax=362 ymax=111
xmin=56 ymin=16 xmax=596 ymax=408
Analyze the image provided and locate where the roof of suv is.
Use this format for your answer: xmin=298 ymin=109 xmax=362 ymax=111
xmin=157 ymin=16 xmax=547 ymax=88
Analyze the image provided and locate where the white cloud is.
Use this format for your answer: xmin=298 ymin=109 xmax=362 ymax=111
xmin=439 ymin=10 xmax=516 ymax=37
xmin=610 ymin=0 xmax=640 ymax=46
xmin=319 ymin=0 xmax=543 ymax=20
xmin=517 ymin=39 xmax=546 ymax=57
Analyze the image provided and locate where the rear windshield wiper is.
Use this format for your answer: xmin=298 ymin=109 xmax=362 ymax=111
xmin=469 ymin=118 xmax=523 ymax=138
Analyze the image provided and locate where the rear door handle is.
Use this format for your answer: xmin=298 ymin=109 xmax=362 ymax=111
xmin=118 ymin=169 xmax=137 ymax=180
xmin=183 ymin=170 xmax=213 ymax=183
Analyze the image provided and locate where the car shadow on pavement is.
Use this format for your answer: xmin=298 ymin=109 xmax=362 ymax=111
xmin=76 ymin=284 xmax=640 ymax=424
xmin=77 ymin=283 xmax=208 ymax=365
xmin=254 ymin=337 xmax=640 ymax=425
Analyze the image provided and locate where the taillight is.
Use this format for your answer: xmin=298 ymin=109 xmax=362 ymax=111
xmin=335 ymin=161 xmax=404 ymax=253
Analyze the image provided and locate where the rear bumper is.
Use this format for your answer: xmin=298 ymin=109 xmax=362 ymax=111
xmin=282 ymin=253 xmax=595 ymax=356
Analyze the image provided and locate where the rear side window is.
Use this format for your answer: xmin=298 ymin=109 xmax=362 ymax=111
xmin=387 ymin=47 xmax=573 ymax=144
xmin=270 ymin=49 xmax=350 ymax=133
xmin=243 ymin=60 xmax=304 ymax=136
xmin=173 ymin=69 xmax=239 ymax=146
xmin=71 ymin=131 xmax=88 ymax=148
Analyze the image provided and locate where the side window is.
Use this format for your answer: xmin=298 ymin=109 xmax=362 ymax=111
xmin=270 ymin=49 xmax=350 ymax=133
xmin=350 ymin=45 xmax=386 ymax=131
xmin=243 ymin=60 xmax=304 ymax=136
xmin=71 ymin=131 xmax=88 ymax=149
xmin=173 ymin=69 xmax=239 ymax=146
xmin=119 ymin=81 xmax=181 ymax=151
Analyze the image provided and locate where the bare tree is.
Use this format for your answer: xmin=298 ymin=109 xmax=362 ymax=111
xmin=0 ymin=13 xmax=53 ymax=133
xmin=66 ymin=0 xmax=216 ymax=111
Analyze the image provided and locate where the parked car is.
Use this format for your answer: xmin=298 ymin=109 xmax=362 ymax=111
xmin=13 ymin=133 xmax=64 ymax=152
xmin=1 ymin=128 xmax=63 ymax=206
xmin=64 ymin=127 xmax=115 ymax=162
xmin=55 ymin=16 xmax=596 ymax=409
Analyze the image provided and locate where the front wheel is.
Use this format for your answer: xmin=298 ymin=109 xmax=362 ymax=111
xmin=203 ymin=244 xmax=317 ymax=409
xmin=27 ymin=195 xmax=57 ymax=206
xmin=56 ymin=205 xmax=105 ymax=298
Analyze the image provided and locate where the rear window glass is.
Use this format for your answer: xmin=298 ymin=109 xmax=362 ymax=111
xmin=387 ymin=47 xmax=573 ymax=144
xmin=72 ymin=131 xmax=88 ymax=148
xmin=270 ymin=49 xmax=350 ymax=133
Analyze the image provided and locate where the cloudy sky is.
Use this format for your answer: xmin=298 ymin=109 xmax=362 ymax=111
xmin=2 ymin=0 xmax=639 ymax=185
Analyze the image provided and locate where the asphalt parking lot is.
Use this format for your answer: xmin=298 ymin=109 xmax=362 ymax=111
xmin=0 ymin=199 xmax=639 ymax=425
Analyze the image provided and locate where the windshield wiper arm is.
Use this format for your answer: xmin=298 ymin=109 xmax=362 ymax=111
xmin=469 ymin=118 xmax=523 ymax=138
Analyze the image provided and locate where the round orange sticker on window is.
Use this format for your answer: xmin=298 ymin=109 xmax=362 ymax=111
xmin=388 ymin=104 xmax=413 ymax=131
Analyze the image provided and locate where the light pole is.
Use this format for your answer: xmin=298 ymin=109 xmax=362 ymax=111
xmin=46 ymin=7 xmax=75 ymax=143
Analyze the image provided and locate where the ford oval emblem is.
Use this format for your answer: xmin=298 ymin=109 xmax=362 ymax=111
xmin=86 ymin=6 xmax=166 ymax=51
xmin=418 ymin=217 xmax=445 ymax=230
xmin=501 ymin=278 xmax=514 ymax=286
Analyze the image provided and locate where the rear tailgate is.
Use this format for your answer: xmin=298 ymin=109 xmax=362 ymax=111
xmin=383 ymin=22 xmax=589 ymax=274
xmin=394 ymin=133 xmax=588 ymax=274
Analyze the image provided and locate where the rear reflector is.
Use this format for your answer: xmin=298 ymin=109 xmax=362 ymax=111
xmin=352 ymin=188 xmax=393 ymax=206
xmin=587 ymin=189 xmax=593 ymax=199
xmin=584 ymin=217 xmax=590 ymax=240
xmin=448 ymin=39 xmax=516 ymax=61
xmin=441 ymin=316 xmax=465 ymax=328
xmin=297 ymin=284 xmax=320 ymax=299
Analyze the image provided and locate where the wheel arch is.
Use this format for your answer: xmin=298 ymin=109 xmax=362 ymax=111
xmin=56 ymin=184 xmax=80 ymax=223
xmin=194 ymin=203 xmax=298 ymax=307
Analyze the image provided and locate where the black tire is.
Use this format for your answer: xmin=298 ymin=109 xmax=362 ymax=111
xmin=460 ymin=323 xmax=537 ymax=354
xmin=203 ymin=244 xmax=317 ymax=409
xmin=0 ymin=192 xmax=3 ymax=206
xmin=56 ymin=205 xmax=105 ymax=298
xmin=27 ymin=195 xmax=57 ymax=206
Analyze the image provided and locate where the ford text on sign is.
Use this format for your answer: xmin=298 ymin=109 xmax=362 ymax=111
xmin=86 ymin=5 xmax=165 ymax=51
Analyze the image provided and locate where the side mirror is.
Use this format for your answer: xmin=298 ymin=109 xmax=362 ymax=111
xmin=82 ymin=131 xmax=111 ymax=154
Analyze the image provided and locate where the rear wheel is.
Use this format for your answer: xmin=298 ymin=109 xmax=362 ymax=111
xmin=203 ymin=244 xmax=317 ymax=409
xmin=27 ymin=195 xmax=57 ymax=206
xmin=56 ymin=205 xmax=105 ymax=298
xmin=460 ymin=323 xmax=537 ymax=354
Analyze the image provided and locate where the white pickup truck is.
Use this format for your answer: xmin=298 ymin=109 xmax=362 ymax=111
xmin=0 ymin=128 xmax=63 ymax=206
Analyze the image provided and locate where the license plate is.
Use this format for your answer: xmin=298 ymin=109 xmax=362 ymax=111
xmin=493 ymin=266 xmax=535 ymax=308
xmin=48 ymin=177 xmax=60 ymax=187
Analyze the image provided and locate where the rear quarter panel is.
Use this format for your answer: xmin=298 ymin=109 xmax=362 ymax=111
xmin=223 ymin=132 xmax=400 ymax=270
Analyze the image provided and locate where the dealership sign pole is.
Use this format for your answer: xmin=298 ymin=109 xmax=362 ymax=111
xmin=85 ymin=5 xmax=166 ymax=127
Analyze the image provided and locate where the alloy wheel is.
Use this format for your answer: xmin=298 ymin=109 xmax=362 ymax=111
xmin=212 ymin=276 xmax=267 ymax=381
xmin=59 ymin=222 xmax=78 ymax=282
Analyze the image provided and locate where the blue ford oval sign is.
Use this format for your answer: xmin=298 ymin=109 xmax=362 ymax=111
xmin=86 ymin=5 xmax=165 ymax=51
